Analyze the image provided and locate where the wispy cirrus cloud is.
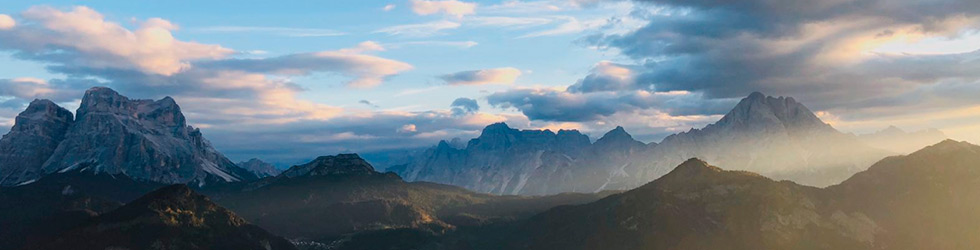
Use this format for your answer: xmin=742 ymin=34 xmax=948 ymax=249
xmin=189 ymin=26 xmax=346 ymax=37
xmin=410 ymin=0 xmax=477 ymax=18
xmin=518 ymin=16 xmax=608 ymax=38
xmin=466 ymin=16 xmax=554 ymax=29
xmin=441 ymin=67 xmax=522 ymax=85
xmin=384 ymin=40 xmax=478 ymax=49
xmin=374 ymin=20 xmax=461 ymax=37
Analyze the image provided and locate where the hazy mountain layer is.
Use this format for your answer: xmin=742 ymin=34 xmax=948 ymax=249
xmin=623 ymin=92 xmax=890 ymax=188
xmin=505 ymin=140 xmax=980 ymax=250
xmin=208 ymin=153 xmax=613 ymax=243
xmin=397 ymin=92 xmax=891 ymax=195
xmin=348 ymin=140 xmax=980 ymax=250
xmin=857 ymin=126 xmax=947 ymax=154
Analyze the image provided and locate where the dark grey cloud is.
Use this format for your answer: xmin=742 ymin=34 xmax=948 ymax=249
xmin=592 ymin=0 xmax=980 ymax=101
xmin=450 ymin=97 xmax=480 ymax=116
xmin=488 ymin=89 xmax=735 ymax=122
xmin=484 ymin=0 xmax=980 ymax=127
xmin=359 ymin=100 xmax=379 ymax=108
xmin=567 ymin=61 xmax=644 ymax=93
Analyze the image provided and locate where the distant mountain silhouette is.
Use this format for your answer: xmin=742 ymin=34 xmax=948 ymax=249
xmin=237 ymin=158 xmax=282 ymax=178
xmin=396 ymin=92 xmax=892 ymax=195
xmin=857 ymin=125 xmax=947 ymax=154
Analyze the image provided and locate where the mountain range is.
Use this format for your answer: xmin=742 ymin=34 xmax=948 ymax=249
xmin=394 ymin=92 xmax=933 ymax=195
xmin=0 ymin=87 xmax=974 ymax=250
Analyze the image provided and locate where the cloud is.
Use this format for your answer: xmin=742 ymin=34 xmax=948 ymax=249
xmin=0 ymin=6 xmax=233 ymax=76
xmin=410 ymin=0 xmax=477 ymax=18
xmin=200 ymin=42 xmax=412 ymax=88
xmin=466 ymin=16 xmax=554 ymax=28
xmin=451 ymin=97 xmax=480 ymax=116
xmin=487 ymin=88 xmax=735 ymax=122
xmin=440 ymin=67 xmax=522 ymax=85
xmin=568 ymin=61 xmax=643 ymax=93
xmin=518 ymin=16 xmax=609 ymax=38
xmin=385 ymin=40 xmax=478 ymax=49
xmin=0 ymin=77 xmax=93 ymax=104
xmin=587 ymin=0 xmax=980 ymax=105
xmin=359 ymin=99 xmax=379 ymax=108
xmin=189 ymin=26 xmax=346 ymax=37
xmin=398 ymin=124 xmax=418 ymax=133
xmin=374 ymin=20 xmax=461 ymax=37
xmin=0 ymin=14 xmax=14 ymax=30
xmin=0 ymin=6 xmax=411 ymax=126
xmin=383 ymin=4 xmax=397 ymax=11
xmin=203 ymin=110 xmax=530 ymax=163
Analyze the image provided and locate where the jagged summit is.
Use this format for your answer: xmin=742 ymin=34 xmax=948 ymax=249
xmin=281 ymin=153 xmax=379 ymax=178
xmin=0 ymin=99 xmax=74 ymax=186
xmin=237 ymin=158 xmax=281 ymax=178
xmin=595 ymin=126 xmax=632 ymax=144
xmin=0 ymin=86 xmax=260 ymax=185
xmin=714 ymin=91 xmax=830 ymax=132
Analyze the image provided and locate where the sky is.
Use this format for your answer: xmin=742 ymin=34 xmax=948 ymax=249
xmin=1 ymin=0 xmax=980 ymax=165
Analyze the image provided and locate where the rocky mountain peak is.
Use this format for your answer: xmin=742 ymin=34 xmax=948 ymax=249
xmin=483 ymin=122 xmax=513 ymax=132
xmin=714 ymin=92 xmax=828 ymax=132
xmin=237 ymin=158 xmax=281 ymax=178
xmin=595 ymin=126 xmax=632 ymax=144
xmin=22 ymin=99 xmax=74 ymax=122
xmin=78 ymin=87 xmax=131 ymax=116
xmin=281 ymin=153 xmax=379 ymax=178
xmin=38 ymin=87 xmax=256 ymax=185
xmin=0 ymin=99 xmax=75 ymax=186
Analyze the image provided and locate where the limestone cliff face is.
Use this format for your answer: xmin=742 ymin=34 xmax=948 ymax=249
xmin=38 ymin=87 xmax=256 ymax=185
xmin=0 ymin=100 xmax=74 ymax=186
